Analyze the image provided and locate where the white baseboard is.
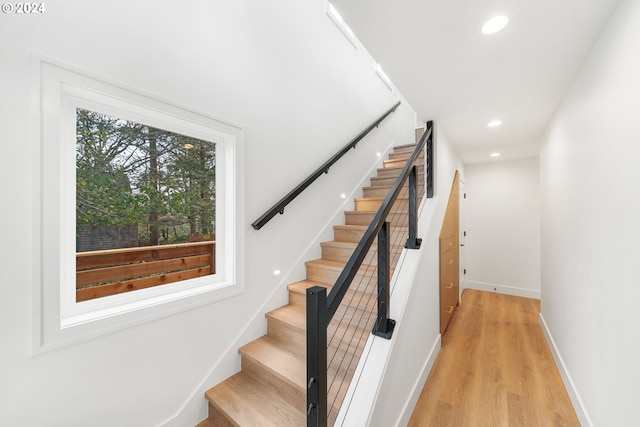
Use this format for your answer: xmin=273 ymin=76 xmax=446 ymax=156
xmin=394 ymin=334 xmax=441 ymax=427
xmin=463 ymin=280 xmax=540 ymax=300
xmin=539 ymin=313 xmax=593 ymax=427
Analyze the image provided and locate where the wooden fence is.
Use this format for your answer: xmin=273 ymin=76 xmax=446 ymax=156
xmin=76 ymin=241 xmax=215 ymax=302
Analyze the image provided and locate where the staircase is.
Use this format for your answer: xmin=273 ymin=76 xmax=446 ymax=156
xmin=198 ymin=139 xmax=425 ymax=427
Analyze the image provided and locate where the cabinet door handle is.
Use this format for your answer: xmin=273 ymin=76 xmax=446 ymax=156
xmin=445 ymin=305 xmax=454 ymax=314
xmin=447 ymin=259 xmax=454 ymax=265
xmin=446 ymin=282 xmax=454 ymax=289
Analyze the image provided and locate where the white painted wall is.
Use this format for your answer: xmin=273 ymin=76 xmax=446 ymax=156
xmin=464 ymin=157 xmax=541 ymax=298
xmin=539 ymin=0 xmax=640 ymax=425
xmin=365 ymin=126 xmax=464 ymax=426
xmin=0 ymin=1 xmax=419 ymax=425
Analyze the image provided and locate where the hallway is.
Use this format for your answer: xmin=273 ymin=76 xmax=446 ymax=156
xmin=408 ymin=290 xmax=579 ymax=427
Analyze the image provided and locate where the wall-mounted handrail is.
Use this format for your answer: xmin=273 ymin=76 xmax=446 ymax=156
xmin=251 ymin=101 xmax=401 ymax=230
xmin=306 ymin=121 xmax=434 ymax=426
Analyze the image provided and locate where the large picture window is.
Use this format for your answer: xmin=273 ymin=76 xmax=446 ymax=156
xmin=75 ymin=109 xmax=217 ymax=302
xmin=34 ymin=60 xmax=244 ymax=351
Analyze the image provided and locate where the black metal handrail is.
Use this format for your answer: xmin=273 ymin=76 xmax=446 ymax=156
xmin=251 ymin=101 xmax=402 ymax=230
xmin=327 ymin=122 xmax=431 ymax=321
xmin=306 ymin=121 xmax=434 ymax=426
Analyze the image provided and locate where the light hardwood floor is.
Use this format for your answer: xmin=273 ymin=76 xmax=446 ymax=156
xmin=408 ymin=289 xmax=580 ymax=427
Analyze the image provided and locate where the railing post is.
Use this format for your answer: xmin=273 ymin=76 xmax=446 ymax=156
xmin=425 ymin=120 xmax=434 ymax=199
xmin=307 ymin=286 xmax=327 ymax=427
xmin=405 ymin=165 xmax=422 ymax=250
xmin=372 ymin=221 xmax=395 ymax=339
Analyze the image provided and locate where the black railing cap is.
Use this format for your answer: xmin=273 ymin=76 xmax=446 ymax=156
xmin=326 ymin=122 xmax=433 ymax=321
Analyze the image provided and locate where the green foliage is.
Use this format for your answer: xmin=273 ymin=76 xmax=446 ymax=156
xmin=76 ymin=164 xmax=148 ymax=227
xmin=76 ymin=108 xmax=216 ymax=244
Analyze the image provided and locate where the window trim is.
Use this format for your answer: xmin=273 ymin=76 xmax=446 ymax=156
xmin=31 ymin=58 xmax=245 ymax=353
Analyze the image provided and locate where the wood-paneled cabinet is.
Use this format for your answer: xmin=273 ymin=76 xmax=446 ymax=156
xmin=440 ymin=171 xmax=460 ymax=334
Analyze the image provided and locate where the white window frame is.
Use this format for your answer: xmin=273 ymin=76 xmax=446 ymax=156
xmin=31 ymin=59 xmax=245 ymax=353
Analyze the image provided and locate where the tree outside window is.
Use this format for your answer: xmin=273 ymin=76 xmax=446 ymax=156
xmin=76 ymin=108 xmax=216 ymax=251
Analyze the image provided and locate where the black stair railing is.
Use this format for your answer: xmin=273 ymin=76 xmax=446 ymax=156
xmin=251 ymin=101 xmax=401 ymax=230
xmin=307 ymin=121 xmax=434 ymax=426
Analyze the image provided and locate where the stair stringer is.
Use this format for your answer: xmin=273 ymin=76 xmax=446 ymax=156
xmin=334 ymin=195 xmax=443 ymax=427
xmin=159 ymin=140 xmax=398 ymax=427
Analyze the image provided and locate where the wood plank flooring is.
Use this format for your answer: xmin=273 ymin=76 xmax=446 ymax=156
xmin=408 ymin=289 xmax=580 ymax=427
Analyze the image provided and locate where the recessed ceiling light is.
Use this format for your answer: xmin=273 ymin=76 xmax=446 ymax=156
xmin=487 ymin=120 xmax=502 ymax=127
xmin=273 ymin=269 xmax=281 ymax=276
xmin=490 ymin=152 xmax=501 ymax=158
xmin=482 ymin=16 xmax=509 ymax=35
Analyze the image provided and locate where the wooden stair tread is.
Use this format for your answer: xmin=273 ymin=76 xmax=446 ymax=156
xmin=287 ymin=279 xmax=330 ymax=294
xmin=369 ymin=176 xmax=407 ymax=185
xmin=304 ymin=258 xmax=388 ymax=307
xmin=333 ymin=224 xmax=368 ymax=243
xmin=388 ymin=151 xmax=412 ymax=160
xmin=345 ymin=210 xmax=408 ymax=227
xmin=354 ymin=195 xmax=415 ymax=213
xmin=362 ymin=185 xmax=423 ymax=198
xmin=287 ymin=281 xmax=376 ymax=311
xmin=362 ymin=184 xmax=422 ymax=191
xmin=266 ymin=298 xmax=374 ymax=333
xmin=354 ymin=196 xmax=408 ymax=203
xmin=205 ymin=371 xmax=305 ymax=427
xmin=394 ymin=143 xmax=417 ymax=151
xmin=239 ymin=336 xmax=305 ymax=391
xmin=384 ymin=156 xmax=412 ymax=163
xmin=370 ymin=176 xmax=397 ymax=182
xmin=344 ymin=210 xmax=376 ymax=215
xmin=320 ymin=239 xmax=404 ymax=252
xmin=333 ymin=224 xmax=368 ymax=231
xmin=306 ymin=257 xmax=378 ymax=274
xmin=377 ymin=165 xmax=424 ymax=177
xmin=305 ymin=258 xmax=349 ymax=271
xmin=333 ymin=222 xmax=407 ymax=234
xmin=266 ymin=303 xmax=305 ymax=331
xmin=384 ymin=158 xmax=424 ymax=168
xmin=238 ymin=335 xmax=360 ymax=401
xmin=320 ymin=240 xmax=359 ymax=250
xmin=378 ymin=164 xmax=406 ymax=172
xmin=332 ymin=224 xmax=407 ymax=242
xmin=378 ymin=164 xmax=424 ymax=172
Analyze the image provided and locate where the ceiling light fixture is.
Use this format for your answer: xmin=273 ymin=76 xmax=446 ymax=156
xmin=487 ymin=120 xmax=502 ymax=127
xmin=490 ymin=152 xmax=501 ymax=158
xmin=482 ymin=16 xmax=509 ymax=35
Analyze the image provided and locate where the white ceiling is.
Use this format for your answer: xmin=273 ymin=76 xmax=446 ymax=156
xmin=331 ymin=0 xmax=620 ymax=164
